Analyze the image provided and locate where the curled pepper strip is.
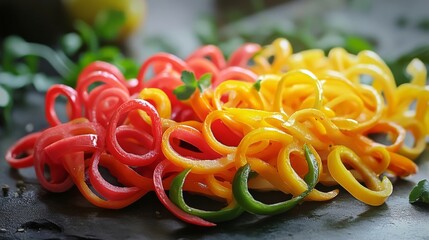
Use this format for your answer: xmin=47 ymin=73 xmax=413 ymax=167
xmin=186 ymin=45 xmax=226 ymax=70
xmin=252 ymin=38 xmax=292 ymax=74
xmin=162 ymin=124 xmax=233 ymax=174
xmin=227 ymin=43 xmax=261 ymax=68
xmin=77 ymin=61 xmax=127 ymax=88
xmin=277 ymin=143 xmax=339 ymax=201
xmin=62 ymin=153 xmax=149 ymax=209
xmin=45 ymin=84 xmax=82 ymax=127
xmin=169 ymin=168 xmax=244 ymax=222
xmin=234 ymin=127 xmax=293 ymax=168
xmin=232 ymin=144 xmax=318 ymax=215
xmin=5 ymin=132 xmax=41 ymax=168
xmin=87 ymin=87 xmax=130 ymax=128
xmin=4 ymin=37 xmax=429 ymax=227
xmin=212 ymin=67 xmax=257 ymax=87
xmin=137 ymin=52 xmax=189 ymax=93
xmin=88 ymin=151 xmax=142 ymax=201
xmin=153 ymin=160 xmax=216 ymax=227
xmin=273 ymin=69 xmax=323 ymax=114
xmin=345 ymin=64 xmax=396 ymax=116
xmin=387 ymin=151 xmax=418 ymax=177
xmin=327 ymin=146 xmax=393 ymax=206
xmin=106 ymin=99 xmax=162 ymax=166
xmin=33 ymin=119 xmax=105 ymax=192
xmin=212 ymin=80 xmax=263 ymax=110
xmin=393 ymin=116 xmax=426 ymax=160
xmin=206 ymin=173 xmax=234 ymax=200
xmin=76 ymin=71 xmax=128 ymax=114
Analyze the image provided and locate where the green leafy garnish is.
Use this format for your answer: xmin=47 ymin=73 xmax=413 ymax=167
xmin=252 ymin=79 xmax=262 ymax=91
xmin=409 ymin=179 xmax=429 ymax=204
xmin=197 ymin=73 xmax=212 ymax=92
xmin=173 ymin=71 xmax=212 ymax=100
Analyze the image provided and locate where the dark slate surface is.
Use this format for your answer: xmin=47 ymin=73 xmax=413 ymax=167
xmin=1 ymin=91 xmax=428 ymax=240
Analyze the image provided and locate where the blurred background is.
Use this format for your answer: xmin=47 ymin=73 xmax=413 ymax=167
xmin=1 ymin=0 xmax=429 ymax=128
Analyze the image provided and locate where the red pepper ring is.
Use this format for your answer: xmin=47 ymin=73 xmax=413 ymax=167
xmin=186 ymin=57 xmax=220 ymax=81
xmin=43 ymin=134 xmax=101 ymax=165
xmin=88 ymin=151 xmax=142 ymax=201
xmin=5 ymin=132 xmax=42 ymax=168
xmin=114 ymin=125 xmax=154 ymax=155
xmin=96 ymin=152 xmax=154 ymax=189
xmin=77 ymin=61 xmax=127 ymax=87
xmin=227 ymin=43 xmax=261 ymax=67
xmin=87 ymin=86 xmax=130 ymax=127
xmin=33 ymin=120 xmax=105 ymax=192
xmin=153 ymin=160 xmax=216 ymax=227
xmin=76 ymin=71 xmax=129 ymax=110
xmin=60 ymin=151 xmax=149 ymax=209
xmin=106 ymin=99 xmax=162 ymax=166
xmin=186 ymin=45 xmax=226 ymax=70
xmin=166 ymin=124 xmax=222 ymax=160
xmin=135 ymin=53 xmax=190 ymax=95
xmin=45 ymin=84 xmax=82 ymax=127
xmin=212 ymin=67 xmax=257 ymax=87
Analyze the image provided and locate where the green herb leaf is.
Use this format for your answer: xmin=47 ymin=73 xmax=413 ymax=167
xmin=94 ymin=9 xmax=126 ymax=41
xmin=173 ymin=85 xmax=196 ymax=101
xmin=197 ymin=73 xmax=212 ymax=92
xmin=253 ymin=79 xmax=262 ymax=91
xmin=181 ymin=71 xmax=197 ymax=86
xmin=61 ymin=33 xmax=83 ymax=56
xmin=409 ymin=179 xmax=429 ymax=204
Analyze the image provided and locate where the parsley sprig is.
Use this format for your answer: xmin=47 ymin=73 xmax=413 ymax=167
xmin=173 ymin=71 xmax=212 ymax=100
xmin=409 ymin=179 xmax=429 ymax=205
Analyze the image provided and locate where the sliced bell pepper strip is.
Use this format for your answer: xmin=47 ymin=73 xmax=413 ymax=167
xmin=5 ymin=132 xmax=41 ymax=168
xmin=327 ymin=146 xmax=393 ymax=206
xmin=62 ymin=153 xmax=149 ymax=209
xmin=45 ymin=84 xmax=82 ymax=126
xmin=106 ymin=99 xmax=162 ymax=166
xmin=232 ymin=144 xmax=319 ymax=215
xmin=162 ymin=124 xmax=233 ymax=174
xmin=153 ymin=160 xmax=216 ymax=227
xmin=169 ymin=168 xmax=244 ymax=222
xmin=88 ymin=151 xmax=142 ymax=201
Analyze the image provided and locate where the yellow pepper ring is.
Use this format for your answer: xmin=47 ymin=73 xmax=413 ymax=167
xmin=162 ymin=124 xmax=235 ymax=174
xmin=327 ymin=146 xmax=393 ymax=206
xmin=273 ymin=69 xmax=323 ymax=113
xmin=277 ymin=143 xmax=339 ymax=201
xmin=234 ymin=127 xmax=293 ymax=168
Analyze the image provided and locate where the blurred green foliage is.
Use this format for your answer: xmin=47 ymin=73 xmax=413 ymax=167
xmin=0 ymin=9 xmax=139 ymax=128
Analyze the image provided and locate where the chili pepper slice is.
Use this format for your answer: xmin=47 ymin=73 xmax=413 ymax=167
xmin=232 ymin=144 xmax=318 ymax=215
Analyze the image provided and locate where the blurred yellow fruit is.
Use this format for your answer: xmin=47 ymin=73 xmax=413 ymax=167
xmin=63 ymin=0 xmax=145 ymax=38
